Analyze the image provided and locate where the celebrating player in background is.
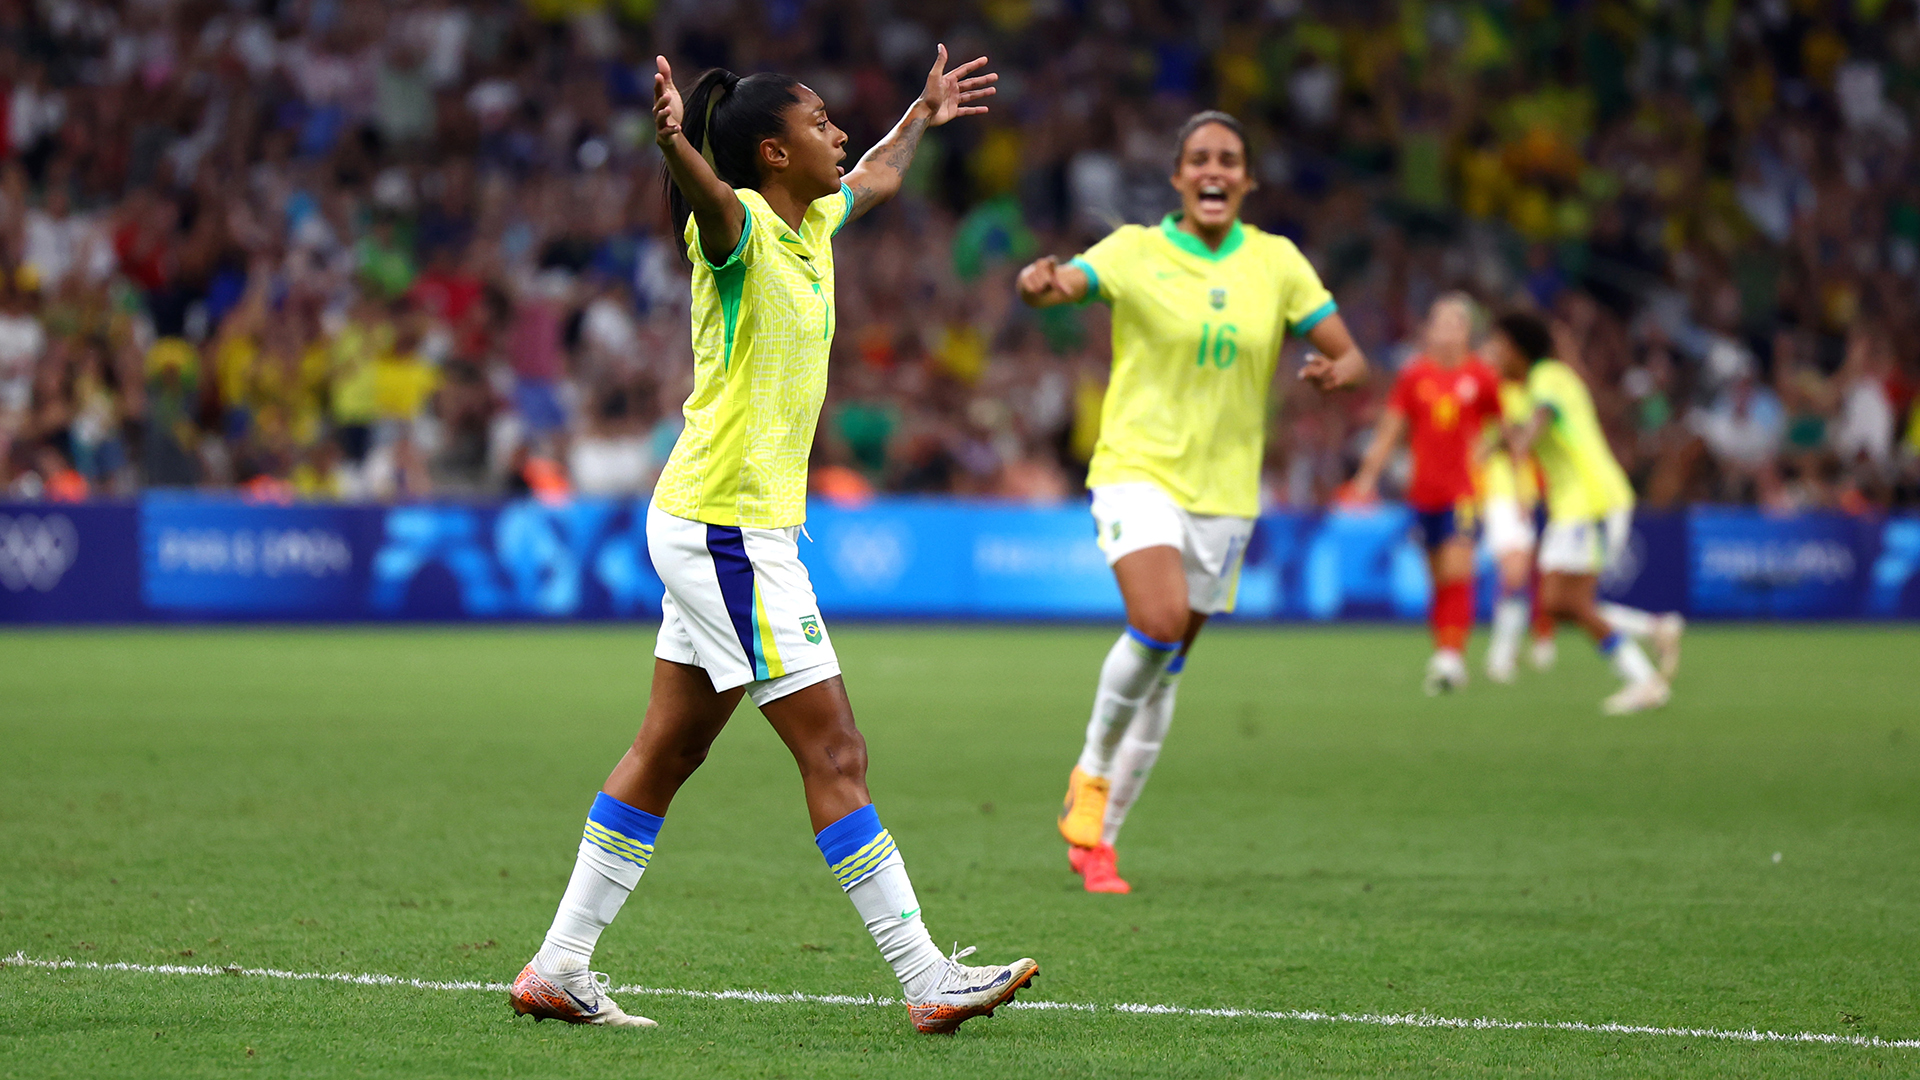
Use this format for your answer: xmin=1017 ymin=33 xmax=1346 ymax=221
xmin=1478 ymin=372 xmax=1555 ymax=683
xmin=509 ymin=49 xmax=1038 ymax=1035
xmin=1017 ymin=111 xmax=1368 ymax=894
xmin=1349 ymin=294 xmax=1502 ymax=695
xmin=1491 ymin=311 xmax=1683 ymax=715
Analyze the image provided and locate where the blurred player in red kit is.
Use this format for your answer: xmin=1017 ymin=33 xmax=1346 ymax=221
xmin=1350 ymin=294 xmax=1503 ymax=694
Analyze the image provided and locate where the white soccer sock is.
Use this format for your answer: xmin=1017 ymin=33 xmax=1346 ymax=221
xmin=1102 ymin=664 xmax=1180 ymax=847
xmin=1488 ymin=596 xmax=1528 ymax=669
xmin=1076 ymin=627 xmax=1182 ymax=778
xmin=844 ymin=856 xmax=946 ymax=1002
xmin=535 ymin=793 xmax=661 ymax=972
xmin=1600 ymin=603 xmax=1657 ymax=639
xmin=1604 ymin=634 xmax=1657 ymax=685
xmin=536 ymin=840 xmax=642 ymax=971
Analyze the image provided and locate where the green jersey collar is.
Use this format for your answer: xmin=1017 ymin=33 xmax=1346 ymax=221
xmin=1159 ymin=213 xmax=1244 ymax=261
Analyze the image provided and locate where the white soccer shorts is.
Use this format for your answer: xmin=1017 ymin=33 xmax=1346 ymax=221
xmin=1537 ymin=507 xmax=1633 ymax=577
xmin=1483 ymin=496 xmax=1536 ymax=557
xmin=1089 ymin=482 xmax=1255 ymax=615
xmin=646 ymin=502 xmax=840 ymax=706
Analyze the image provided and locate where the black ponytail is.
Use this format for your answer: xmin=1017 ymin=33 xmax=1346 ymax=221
xmin=665 ymin=68 xmax=804 ymax=249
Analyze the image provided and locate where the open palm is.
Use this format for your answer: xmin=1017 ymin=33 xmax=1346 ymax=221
xmin=920 ymin=44 xmax=997 ymax=127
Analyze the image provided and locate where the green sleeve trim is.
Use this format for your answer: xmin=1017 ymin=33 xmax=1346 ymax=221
xmin=833 ymin=183 xmax=854 ymax=237
xmin=1066 ymin=256 xmax=1104 ymax=305
xmin=703 ymin=199 xmax=754 ymax=270
xmin=1292 ymin=299 xmax=1337 ymax=337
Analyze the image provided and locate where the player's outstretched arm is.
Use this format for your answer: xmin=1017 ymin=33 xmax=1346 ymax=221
xmin=1298 ymin=313 xmax=1370 ymax=392
xmin=1350 ymin=408 xmax=1406 ymax=501
xmin=654 ymin=55 xmax=745 ymax=266
xmin=844 ymin=45 xmax=996 ymax=223
xmin=1015 ymin=256 xmax=1089 ymax=307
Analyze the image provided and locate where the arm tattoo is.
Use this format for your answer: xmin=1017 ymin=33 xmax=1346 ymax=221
xmin=849 ymin=113 xmax=930 ymax=218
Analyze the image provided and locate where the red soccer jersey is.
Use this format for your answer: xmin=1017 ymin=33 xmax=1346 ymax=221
xmin=1387 ymin=354 xmax=1503 ymax=512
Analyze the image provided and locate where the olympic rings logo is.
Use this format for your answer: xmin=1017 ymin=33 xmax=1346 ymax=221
xmin=0 ymin=513 xmax=79 ymax=592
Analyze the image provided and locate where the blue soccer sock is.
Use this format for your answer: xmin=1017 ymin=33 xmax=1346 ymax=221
xmin=537 ymin=792 xmax=663 ymax=970
xmin=816 ymin=804 xmax=945 ymax=1001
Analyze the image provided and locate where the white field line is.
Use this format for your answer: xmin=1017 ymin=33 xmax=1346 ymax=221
xmin=6 ymin=952 xmax=1916 ymax=1051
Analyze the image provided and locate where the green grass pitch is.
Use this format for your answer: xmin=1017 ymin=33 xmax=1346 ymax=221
xmin=2 ymin=624 xmax=1917 ymax=1078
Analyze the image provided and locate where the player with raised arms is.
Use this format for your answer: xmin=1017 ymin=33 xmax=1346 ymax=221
xmin=1348 ymin=294 xmax=1502 ymax=695
xmin=509 ymin=48 xmax=1039 ymax=1034
xmin=1017 ymin=111 xmax=1369 ymax=894
xmin=1491 ymin=310 xmax=1682 ymax=715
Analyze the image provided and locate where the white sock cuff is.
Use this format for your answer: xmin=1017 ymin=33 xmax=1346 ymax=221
xmin=577 ymin=836 xmax=644 ymax=891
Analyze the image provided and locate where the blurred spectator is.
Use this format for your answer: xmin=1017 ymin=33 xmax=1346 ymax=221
xmin=0 ymin=0 xmax=1912 ymax=512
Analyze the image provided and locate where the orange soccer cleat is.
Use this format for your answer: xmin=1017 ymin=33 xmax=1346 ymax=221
xmin=1070 ymin=842 xmax=1131 ymax=894
xmin=1058 ymin=766 xmax=1110 ymax=848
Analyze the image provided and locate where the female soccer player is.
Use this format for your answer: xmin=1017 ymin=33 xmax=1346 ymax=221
xmin=510 ymin=49 xmax=1038 ymax=1034
xmin=1016 ymin=111 xmax=1369 ymax=894
xmin=1491 ymin=310 xmax=1682 ymax=715
xmin=1349 ymin=294 xmax=1502 ymax=695
xmin=1479 ymin=380 xmax=1553 ymax=683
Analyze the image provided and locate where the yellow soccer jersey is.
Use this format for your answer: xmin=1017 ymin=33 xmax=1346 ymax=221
xmin=654 ymin=185 xmax=854 ymax=528
xmin=1524 ymin=359 xmax=1635 ymax=521
xmin=1071 ymin=215 xmax=1336 ymax=518
xmin=1479 ymin=379 xmax=1540 ymax=506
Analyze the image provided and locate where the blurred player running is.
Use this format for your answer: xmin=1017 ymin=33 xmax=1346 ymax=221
xmin=1350 ymin=294 xmax=1501 ymax=695
xmin=1479 ymin=376 xmax=1553 ymax=682
xmin=1490 ymin=311 xmax=1683 ymax=715
xmin=510 ymin=49 xmax=1038 ymax=1035
xmin=1017 ymin=111 xmax=1369 ymax=893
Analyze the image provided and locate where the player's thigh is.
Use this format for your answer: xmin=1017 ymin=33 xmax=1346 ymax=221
xmin=1432 ymin=534 xmax=1476 ymax=582
xmin=1093 ymin=484 xmax=1191 ymax=641
xmin=633 ymin=657 xmax=746 ymax=761
xmin=1181 ymin=512 xmax=1255 ymax=617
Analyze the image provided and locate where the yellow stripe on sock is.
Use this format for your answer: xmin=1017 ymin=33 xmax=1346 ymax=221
xmin=828 ymin=830 xmax=893 ymax=877
xmin=832 ymin=832 xmax=897 ymax=887
xmin=582 ymin=822 xmax=654 ymax=867
xmin=753 ymin=583 xmax=786 ymax=679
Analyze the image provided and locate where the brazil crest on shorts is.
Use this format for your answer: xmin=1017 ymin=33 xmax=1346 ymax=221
xmin=800 ymin=615 xmax=823 ymax=644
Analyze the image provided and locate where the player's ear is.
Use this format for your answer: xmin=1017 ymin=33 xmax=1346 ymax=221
xmin=760 ymin=136 xmax=788 ymax=173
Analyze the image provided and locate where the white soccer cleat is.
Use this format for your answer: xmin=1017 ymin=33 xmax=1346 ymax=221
xmin=906 ymin=946 xmax=1039 ymax=1034
xmin=1651 ymin=614 xmax=1685 ymax=680
xmin=509 ymin=959 xmax=657 ymax=1027
xmin=1602 ymin=676 xmax=1671 ymax=716
xmin=1529 ymin=638 xmax=1558 ymax=672
xmin=1423 ymin=650 xmax=1468 ymax=696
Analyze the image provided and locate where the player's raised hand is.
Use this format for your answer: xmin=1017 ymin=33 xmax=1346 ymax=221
xmin=653 ymin=56 xmax=684 ymax=146
xmin=1299 ymin=350 xmax=1368 ymax=392
xmin=919 ymin=44 xmax=997 ymax=127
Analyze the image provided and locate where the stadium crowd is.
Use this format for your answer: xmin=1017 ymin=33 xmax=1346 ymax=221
xmin=0 ymin=0 xmax=1917 ymax=511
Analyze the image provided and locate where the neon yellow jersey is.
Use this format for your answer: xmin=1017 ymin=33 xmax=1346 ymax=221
xmin=1071 ymin=215 xmax=1336 ymax=518
xmin=653 ymin=184 xmax=854 ymax=528
xmin=1525 ymin=359 xmax=1635 ymax=521
xmin=1479 ymin=380 xmax=1539 ymax=506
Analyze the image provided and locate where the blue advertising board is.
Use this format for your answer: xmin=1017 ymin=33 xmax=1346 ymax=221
xmin=0 ymin=496 xmax=1915 ymax=623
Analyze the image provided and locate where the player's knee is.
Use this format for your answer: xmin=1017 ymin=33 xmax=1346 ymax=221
xmin=1129 ymin=609 xmax=1188 ymax=649
xmin=803 ymin=730 xmax=868 ymax=784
